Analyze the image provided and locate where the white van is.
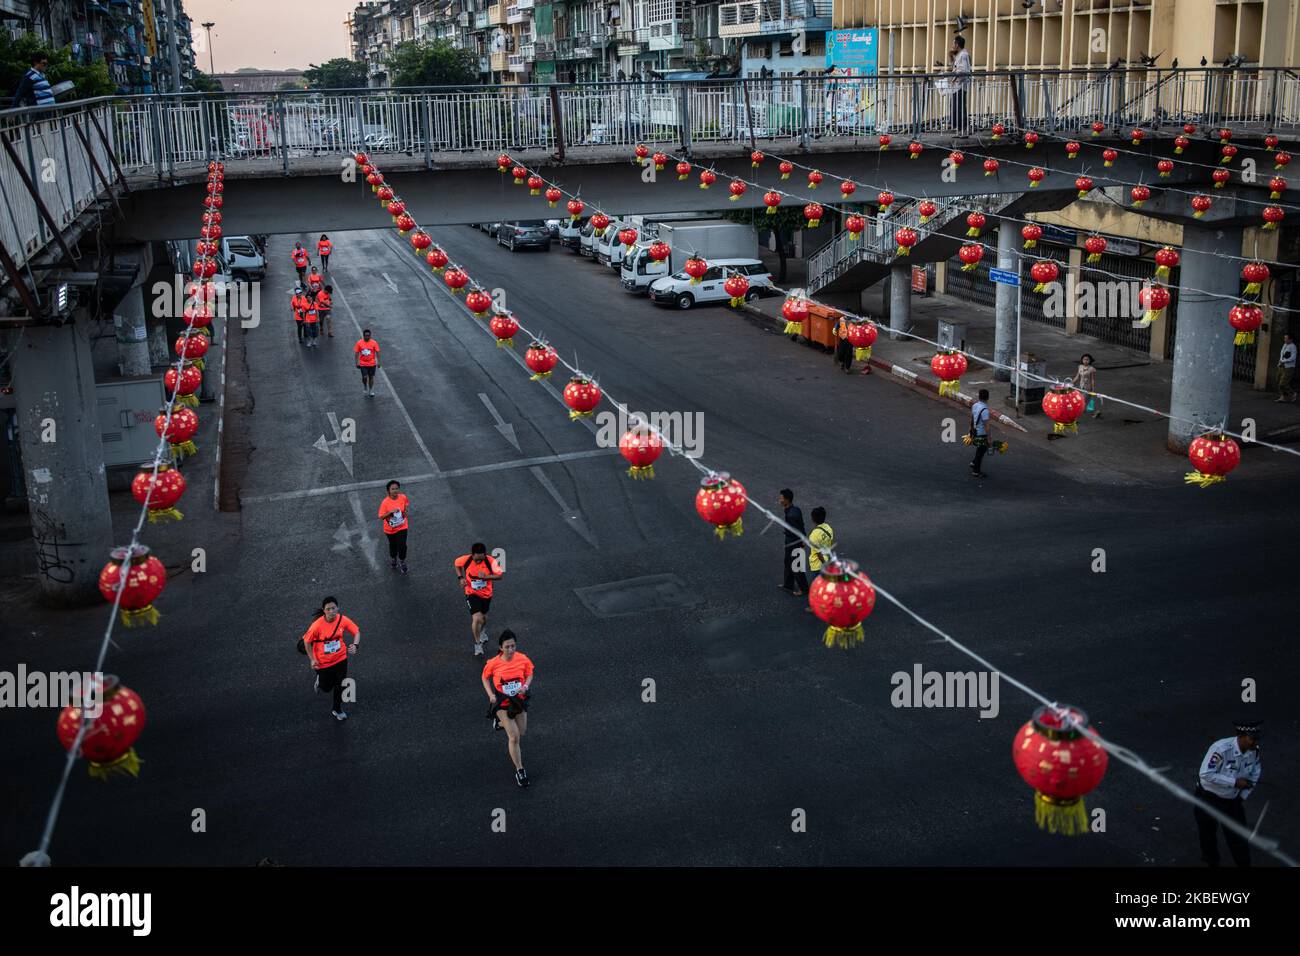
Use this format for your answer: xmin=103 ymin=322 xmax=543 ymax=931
xmin=593 ymin=218 xmax=632 ymax=268
xmin=578 ymin=219 xmax=599 ymax=258
xmin=648 ymin=259 xmax=774 ymax=310
xmin=221 ymin=236 xmax=266 ymax=280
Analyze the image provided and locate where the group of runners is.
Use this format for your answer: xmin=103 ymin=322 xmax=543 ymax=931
xmin=288 ymin=235 xmax=533 ymax=785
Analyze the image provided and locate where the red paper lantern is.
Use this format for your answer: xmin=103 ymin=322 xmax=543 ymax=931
xmin=958 ymin=243 xmax=983 ymax=272
xmin=190 ymin=258 xmax=215 ymax=282
xmin=808 ymin=559 xmax=876 ymax=649
xmin=918 ymin=200 xmax=937 ymax=223
xmin=1241 ymin=261 xmax=1270 ymax=296
xmin=845 ymin=214 xmax=866 ymax=240
xmin=1130 ymin=128 xmax=1145 ymax=146
xmin=1130 ymin=184 xmax=1151 ymax=206
xmin=699 ymin=169 xmax=716 ymax=189
xmin=489 ymin=312 xmax=519 ymax=348
xmin=510 ymin=165 xmax=527 ymax=185
xmin=131 ymin=463 xmax=186 ymax=523
xmin=359 ymin=163 xmax=373 ymax=177
xmin=1220 ymin=144 xmax=1238 ymax=164
xmin=676 ymin=161 xmax=691 ymax=181
xmin=894 ymin=226 xmax=918 ymax=257
xmin=877 ymin=191 xmax=894 ymax=211
xmin=807 ymin=169 xmax=823 ymax=189
xmin=207 ymin=180 xmax=224 ymax=194
xmin=1021 ymin=224 xmax=1042 ymax=249
xmin=183 ymin=304 xmax=212 ymax=334
xmin=1264 ymin=134 xmax=1279 ymax=151
xmin=164 ymin=362 xmax=202 ymax=407
xmin=652 ymin=151 xmax=668 ymax=171
xmin=846 ymin=319 xmax=877 ymax=361
xmin=620 ymin=427 xmax=663 ymax=480
xmin=804 ymin=203 xmax=824 ymax=228
xmin=527 ymin=175 xmax=543 ymax=195
xmin=1191 ymin=194 xmax=1212 ymax=218
xmin=1269 ymin=176 xmax=1287 ymax=200
xmin=562 ymin=376 xmax=602 ymax=420
xmin=1174 ymin=134 xmax=1191 ymax=154
xmin=57 ymin=676 xmax=147 ymax=778
xmin=1101 ymin=148 xmax=1117 ymax=167
xmin=566 ymin=198 xmax=585 ymax=221
xmin=1212 ymin=168 xmax=1231 ymax=188
xmin=965 ymin=211 xmax=985 ymax=237
xmin=1273 ymin=151 xmax=1291 ymax=171
xmin=1186 ymin=434 xmax=1241 ymax=487
xmin=496 ymin=153 xmax=511 ymax=173
xmin=1138 ymin=284 xmax=1171 ymax=325
xmin=387 ymin=200 xmax=406 ymax=218
xmin=839 ymin=179 xmax=856 ymax=198
xmin=203 ymin=194 xmax=223 ymax=209
xmin=983 ymin=158 xmax=1000 ymax=176
xmin=545 ymin=186 xmax=563 ymax=207
xmin=524 ymin=341 xmax=558 ymax=380
xmin=779 ymin=160 xmax=793 ymax=179
xmin=750 ymin=150 xmax=764 ymax=168
xmin=781 ymin=296 xmax=810 ymax=335
xmin=199 ymin=223 xmax=221 ymax=240
xmin=648 ymin=241 xmax=670 ymax=262
xmin=723 ymin=273 xmax=750 ymax=307
xmin=634 ymin=143 xmax=650 ymax=165
xmin=684 ymin=257 xmax=708 ymax=284
xmin=1023 ymin=131 xmax=1039 ymax=148
xmin=200 ymin=209 xmax=221 ymax=224
xmin=1030 ymin=260 xmax=1060 ymax=293
xmin=949 ymin=151 xmax=964 ymax=168
xmin=395 ymin=213 xmax=416 ymax=234
xmin=1157 ymin=159 xmax=1174 ymax=177
xmin=443 ymin=268 xmax=468 ymax=294
xmin=991 ymin=122 xmax=1006 ymax=140
xmin=590 ymin=212 xmax=611 ymax=236
xmin=878 ymin=133 xmax=891 ymax=150
xmin=155 ymin=405 xmax=199 ymax=457
xmin=174 ymin=332 xmax=209 ymax=365
xmin=208 ymin=160 xmax=224 ymax=172
xmin=1229 ymin=303 xmax=1263 ymax=347
xmin=410 ymin=231 xmax=432 ymax=253
xmin=763 ymin=190 xmax=782 ymax=215
xmin=185 ymin=280 xmax=215 ymax=304
xmin=1042 ymin=386 xmax=1087 ymax=435
xmin=1154 ymin=246 xmax=1179 ymax=280
xmin=930 ymin=350 xmax=968 ymax=396
xmin=617 ymin=227 xmax=638 ymax=251
xmin=1219 ymin=128 xmax=1232 ymax=143
xmin=1075 ymin=175 xmax=1094 ymax=198
xmin=1182 ymin=123 xmax=1196 ymax=135
xmin=426 ymin=247 xmax=449 ymax=272
xmin=1262 ymin=205 xmax=1284 ymax=230
xmin=1090 ymin=121 xmax=1105 ymax=137
xmin=1083 ymin=235 xmax=1106 ymax=264
xmin=908 ymin=141 xmax=923 ymax=159
xmin=376 ymin=185 xmax=394 ymax=203
xmin=695 ymin=471 xmax=747 ymax=539
xmin=465 ymin=289 xmax=493 ymax=317
xmin=1065 ymin=141 xmax=1081 ymax=159
xmin=1012 ymin=705 xmax=1108 ymax=835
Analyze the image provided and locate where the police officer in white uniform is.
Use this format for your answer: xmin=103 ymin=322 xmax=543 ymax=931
xmin=1193 ymin=721 xmax=1261 ymax=867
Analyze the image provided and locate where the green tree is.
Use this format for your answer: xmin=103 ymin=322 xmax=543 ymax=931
xmin=190 ymin=70 xmax=224 ymax=93
xmin=387 ymin=40 xmax=477 ymax=88
xmin=0 ymin=32 xmax=114 ymax=102
xmin=303 ymin=58 xmax=368 ymax=91
xmin=722 ymin=206 xmax=823 ymax=284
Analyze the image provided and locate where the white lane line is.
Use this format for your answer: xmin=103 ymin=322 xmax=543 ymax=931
xmin=333 ymin=283 xmax=441 ymax=473
xmin=241 ymin=447 xmax=620 ymax=505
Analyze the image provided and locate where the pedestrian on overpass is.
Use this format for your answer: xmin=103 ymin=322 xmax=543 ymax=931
xmin=455 ymin=543 xmax=504 ymax=657
xmin=316 ymin=284 xmax=334 ymax=338
xmin=949 ymin=35 xmax=972 ymax=135
xmin=303 ymin=302 xmax=320 ymax=347
xmin=291 ymin=242 xmax=309 ymax=282
xmin=481 ymin=630 xmax=534 ymax=788
xmin=777 ymin=488 xmax=808 ymax=596
xmin=298 ymin=596 xmax=361 ymax=722
xmin=1193 ymin=721 xmax=1262 ymax=867
xmin=378 ymin=480 xmax=409 ymax=573
xmin=317 ymin=234 xmax=333 ymax=271
xmin=354 ymin=329 xmax=379 ymax=395
xmin=291 ymin=286 xmax=310 ymax=344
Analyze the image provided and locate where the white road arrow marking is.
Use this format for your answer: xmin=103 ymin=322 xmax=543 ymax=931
xmin=528 ymin=465 xmax=598 ymax=549
xmin=329 ymin=491 xmax=379 ymax=572
xmin=381 ymin=272 xmax=400 ymax=294
xmin=314 ymin=411 xmax=354 ymax=477
xmin=478 ymin=392 xmax=521 ymax=451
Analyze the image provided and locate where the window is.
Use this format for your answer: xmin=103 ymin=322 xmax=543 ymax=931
xmin=703 ymin=266 xmax=724 ymax=281
xmin=744 ymin=263 xmax=769 ymax=276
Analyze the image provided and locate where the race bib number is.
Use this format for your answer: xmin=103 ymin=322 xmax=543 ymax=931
xmin=361 ymin=348 xmax=373 ymax=358
xmin=501 ymin=680 xmax=523 ymax=696
xmin=470 ymin=578 xmax=486 ymax=591
xmin=322 ymin=639 xmax=342 ymax=654
xmin=388 ymin=510 xmax=404 ymax=527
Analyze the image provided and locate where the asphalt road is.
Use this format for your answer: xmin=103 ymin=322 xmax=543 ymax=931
xmin=2 ymin=223 xmax=1297 ymax=867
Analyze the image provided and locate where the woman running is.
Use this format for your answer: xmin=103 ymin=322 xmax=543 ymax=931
xmin=378 ymin=480 xmax=409 ymax=573
xmin=298 ymin=596 xmax=360 ymax=721
xmin=481 ymin=630 xmax=534 ymax=788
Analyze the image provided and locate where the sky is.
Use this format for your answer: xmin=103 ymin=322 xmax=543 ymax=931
xmin=183 ymin=0 xmax=359 ymax=73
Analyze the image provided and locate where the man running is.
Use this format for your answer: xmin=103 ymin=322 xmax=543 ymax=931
xmin=316 ymin=283 xmax=334 ymax=338
xmin=291 ymin=285 xmax=310 ymax=344
xmin=317 ymin=234 xmax=332 ymax=271
xmin=303 ymin=301 xmax=320 ymax=348
xmin=299 ymin=596 xmax=360 ymax=721
xmin=291 ymin=242 xmax=309 ymax=282
xmin=378 ymin=480 xmax=409 ymax=573
xmin=481 ymin=629 xmax=534 ymax=788
xmin=354 ymin=328 xmax=379 ymax=395
xmin=455 ymin=543 xmax=504 ymax=656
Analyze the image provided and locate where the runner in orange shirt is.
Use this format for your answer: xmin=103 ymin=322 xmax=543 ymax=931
xmin=378 ymin=480 xmax=409 ymax=573
xmin=454 ymin=542 xmax=503 ymax=656
xmin=353 ymin=328 xmax=379 ymax=395
xmin=291 ymin=286 xmax=310 ymax=344
xmin=297 ymin=596 xmax=361 ymax=721
xmin=306 ymin=265 xmax=324 ymax=296
xmin=290 ymin=242 xmax=309 ymax=282
xmin=315 ymin=284 xmax=334 ymax=338
xmin=303 ymin=301 xmax=320 ymax=348
xmin=317 ymin=234 xmax=332 ymax=271
xmin=480 ymin=629 xmax=534 ymax=787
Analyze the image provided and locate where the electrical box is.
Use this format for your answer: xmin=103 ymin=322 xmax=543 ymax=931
xmin=938 ymin=320 xmax=967 ymax=352
xmin=96 ymin=378 xmax=168 ymax=467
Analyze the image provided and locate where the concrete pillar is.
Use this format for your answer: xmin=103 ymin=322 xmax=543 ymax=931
xmin=1168 ymin=222 xmax=1243 ymax=453
xmin=934 ymin=260 xmax=947 ymax=295
xmin=1064 ymin=246 xmax=1083 ymax=336
xmin=115 ymin=283 xmax=152 ymax=377
xmin=889 ymin=262 xmax=910 ymax=340
xmin=11 ymin=322 xmax=115 ymax=604
xmin=993 ymin=222 xmax=1016 ymax=381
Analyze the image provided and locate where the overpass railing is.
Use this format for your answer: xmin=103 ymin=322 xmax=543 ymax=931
xmin=1 ymin=67 xmax=1298 ymax=276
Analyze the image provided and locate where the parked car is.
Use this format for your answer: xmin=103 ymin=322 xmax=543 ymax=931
xmin=545 ymin=219 xmax=561 ymax=238
xmin=221 ymin=236 xmax=266 ymax=280
xmin=478 ymin=221 xmax=502 ymax=235
xmin=648 ymin=259 xmax=773 ymax=310
xmin=495 ymin=220 xmax=552 ymax=252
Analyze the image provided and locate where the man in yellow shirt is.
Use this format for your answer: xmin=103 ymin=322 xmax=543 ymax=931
xmin=808 ymin=506 xmax=834 ymax=572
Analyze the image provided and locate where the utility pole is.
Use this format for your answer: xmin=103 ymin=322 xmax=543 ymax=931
xmin=158 ymin=0 xmax=184 ymax=93
xmin=202 ymin=22 xmax=216 ymax=76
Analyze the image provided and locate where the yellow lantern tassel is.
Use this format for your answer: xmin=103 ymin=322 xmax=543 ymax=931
xmin=854 ymin=346 xmax=872 ymax=362
xmin=1272 ymin=188 xmax=1283 ymax=200
xmin=1104 ymin=159 xmax=1114 ymax=168
xmin=1234 ymin=330 xmax=1255 ymax=347
xmin=1033 ymin=794 xmax=1089 ymax=835
xmin=528 ymin=370 xmax=552 ymax=382
xmin=1155 ymin=265 xmax=1170 ymax=279
xmin=1244 ymin=281 xmax=1262 ymax=295
xmin=1086 ymin=252 xmax=1101 ymax=264
xmin=569 ymin=409 xmax=594 ymax=420
xmin=677 ymin=172 xmax=688 ymax=181
xmin=690 ymin=276 xmax=701 ymax=285
xmin=529 ymin=187 xmax=539 ymax=196
xmin=783 ymin=320 xmax=801 ymax=335
xmin=192 ymin=358 xmax=205 ymax=371
xmin=1175 ymin=144 xmax=1185 ymax=154
xmin=848 ymin=229 xmax=861 ymax=239
xmin=730 ymin=194 xmax=740 ymax=202
xmin=896 ymin=245 xmax=911 ymax=256
xmin=119 ymin=605 xmax=160 ymax=628
xmin=966 ymin=226 xmax=980 ymax=237
xmin=399 ymin=228 xmax=412 ymax=237
xmin=177 ymin=394 xmax=199 ymax=408
xmin=656 ymin=161 xmax=665 ymax=171
xmin=496 ymin=337 xmax=514 ymax=349
xmin=1263 ymin=221 xmax=1279 ymax=230
xmin=626 ymin=464 xmax=655 ymax=480
xmin=1052 ymin=421 xmax=1078 ymax=435
xmin=87 ymin=749 xmax=142 ymax=781
xmin=699 ymin=182 xmax=710 ymax=190
xmin=146 ymin=507 xmax=184 ymax=524
xmin=1193 ymin=209 xmax=1206 ymax=218
xmin=780 ymin=171 xmax=790 ymax=180
xmin=1141 ymin=308 xmax=1162 ymax=325
xmin=1220 ymin=156 xmax=1231 ymax=165
xmin=730 ymin=296 xmax=744 ymax=307
xmin=822 ymin=622 xmax=864 ymax=650
xmin=766 ymin=206 xmax=777 ymax=215
xmin=1023 ymin=239 xmax=1037 ymax=249
xmin=962 ymin=262 xmax=978 ymax=272
xmin=713 ymin=518 xmax=744 ymax=539
xmin=1068 ymin=148 xmax=1080 ymax=156
xmin=1185 ymin=470 xmax=1228 ymax=487
xmin=920 ymin=214 xmax=932 ymax=223
xmin=808 ymin=218 xmax=820 ymax=228
xmin=548 ymin=199 xmax=558 ymax=208
xmin=938 ymin=379 xmax=960 ymax=397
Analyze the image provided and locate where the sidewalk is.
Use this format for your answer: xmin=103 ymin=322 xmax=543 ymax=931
xmin=747 ymin=250 xmax=1300 ymax=483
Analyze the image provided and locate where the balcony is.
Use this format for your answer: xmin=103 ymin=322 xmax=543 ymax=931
xmin=718 ymin=0 xmax=831 ymax=38
xmin=588 ymin=28 xmax=608 ymax=46
xmin=490 ymin=50 xmax=509 ymax=71
xmin=506 ymin=3 xmax=528 ymax=23
xmin=509 ymin=51 xmax=529 ymax=72
xmin=516 ymin=0 xmax=534 ymax=7
xmin=475 ymin=11 xmax=489 ymax=27
xmin=534 ymin=38 xmax=556 ymax=60
xmin=488 ymin=3 xmax=506 ymax=25
xmin=646 ymin=22 xmax=683 ymax=51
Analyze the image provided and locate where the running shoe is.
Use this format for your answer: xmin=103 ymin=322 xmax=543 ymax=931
xmin=369 ymin=388 xmax=376 ymax=396
xmin=331 ymin=710 xmax=349 ymax=721
xmin=492 ymin=715 xmax=501 ymax=732
xmin=474 ymin=641 xmax=484 ymax=657
xmin=390 ymin=558 xmax=398 ymax=570
xmin=399 ymin=560 xmax=408 ymax=574
xmin=515 ymin=768 xmax=528 ymax=788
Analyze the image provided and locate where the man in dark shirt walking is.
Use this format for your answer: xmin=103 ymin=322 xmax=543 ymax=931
xmin=778 ymin=488 xmax=808 ymax=596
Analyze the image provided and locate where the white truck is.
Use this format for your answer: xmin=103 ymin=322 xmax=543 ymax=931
xmin=619 ymin=219 xmax=759 ymax=294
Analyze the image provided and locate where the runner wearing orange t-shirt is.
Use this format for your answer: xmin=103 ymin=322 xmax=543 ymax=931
xmin=480 ymin=629 xmax=534 ymax=787
xmin=291 ymin=287 xmax=311 ymax=344
xmin=454 ymin=543 xmax=503 ymax=656
xmin=302 ymin=302 xmax=320 ymax=347
xmin=317 ymin=234 xmax=332 ymax=270
xmin=378 ymin=480 xmax=409 ymax=573
xmin=315 ymin=284 xmax=333 ymax=338
xmin=354 ymin=329 xmax=379 ymax=396
xmin=290 ymin=242 xmax=309 ymax=282
xmin=298 ymin=596 xmax=360 ymax=720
